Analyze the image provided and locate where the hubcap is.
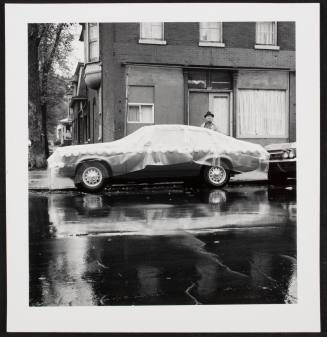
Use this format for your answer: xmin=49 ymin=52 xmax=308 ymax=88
xmin=82 ymin=167 xmax=103 ymax=187
xmin=208 ymin=166 xmax=226 ymax=185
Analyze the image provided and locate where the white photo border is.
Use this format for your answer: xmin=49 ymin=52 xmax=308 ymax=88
xmin=5 ymin=3 xmax=320 ymax=333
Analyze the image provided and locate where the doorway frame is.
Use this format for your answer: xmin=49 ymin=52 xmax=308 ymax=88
xmin=187 ymin=89 xmax=233 ymax=136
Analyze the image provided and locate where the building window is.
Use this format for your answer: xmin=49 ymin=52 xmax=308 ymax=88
xmin=128 ymin=104 xmax=154 ymax=123
xmin=188 ymin=70 xmax=207 ymax=89
xmin=139 ymin=22 xmax=166 ymax=45
xmin=83 ymin=112 xmax=88 ymax=143
xmin=128 ymin=85 xmax=154 ymax=124
xmin=78 ymin=112 xmax=83 ymax=144
xmin=237 ymin=89 xmax=288 ymax=138
xmin=88 ymin=23 xmax=99 ymax=62
xmin=255 ymin=22 xmax=280 ymax=50
xmin=187 ymin=69 xmax=232 ymax=90
xmin=199 ymin=22 xmax=225 ymax=47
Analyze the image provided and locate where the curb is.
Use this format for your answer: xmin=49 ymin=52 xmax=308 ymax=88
xmin=29 ymin=179 xmax=268 ymax=192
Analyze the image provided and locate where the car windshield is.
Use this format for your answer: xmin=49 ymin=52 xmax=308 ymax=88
xmin=115 ymin=126 xmax=187 ymax=149
xmin=112 ymin=127 xmax=151 ymax=148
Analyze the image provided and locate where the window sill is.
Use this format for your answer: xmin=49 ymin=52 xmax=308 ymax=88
xmin=254 ymin=44 xmax=280 ymax=50
xmin=198 ymin=41 xmax=225 ymax=48
xmin=85 ymin=60 xmax=101 ymax=65
xmin=127 ymin=121 xmax=154 ymax=124
xmin=138 ymin=39 xmax=167 ymax=45
xmin=237 ymin=135 xmax=288 ymax=139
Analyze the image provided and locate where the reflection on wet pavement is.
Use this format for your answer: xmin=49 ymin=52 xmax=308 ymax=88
xmin=29 ymin=185 xmax=297 ymax=306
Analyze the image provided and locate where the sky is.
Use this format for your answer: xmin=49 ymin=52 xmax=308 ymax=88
xmin=66 ymin=23 xmax=84 ymax=77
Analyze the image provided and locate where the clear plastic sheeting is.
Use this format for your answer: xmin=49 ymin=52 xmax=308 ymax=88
xmin=265 ymin=142 xmax=296 ymax=151
xmin=48 ymin=125 xmax=269 ymax=189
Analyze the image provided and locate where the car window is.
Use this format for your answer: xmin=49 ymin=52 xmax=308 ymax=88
xmin=150 ymin=128 xmax=186 ymax=148
xmin=187 ymin=128 xmax=214 ymax=149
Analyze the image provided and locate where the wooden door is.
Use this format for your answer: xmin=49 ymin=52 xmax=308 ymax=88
xmin=209 ymin=93 xmax=231 ymax=135
xmin=188 ymin=92 xmax=209 ymax=127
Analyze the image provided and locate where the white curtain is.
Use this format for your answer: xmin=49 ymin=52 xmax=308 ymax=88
xmin=88 ymin=23 xmax=98 ymax=40
xmin=128 ymin=105 xmax=140 ymax=122
xmin=256 ymin=22 xmax=275 ymax=45
xmin=140 ymin=106 xmax=153 ymax=123
xmin=128 ymin=105 xmax=153 ymax=123
xmin=200 ymin=22 xmax=222 ymax=42
xmin=88 ymin=23 xmax=99 ymax=61
xmin=140 ymin=22 xmax=163 ymax=40
xmin=238 ymin=89 xmax=287 ymax=137
xmin=89 ymin=41 xmax=98 ymax=61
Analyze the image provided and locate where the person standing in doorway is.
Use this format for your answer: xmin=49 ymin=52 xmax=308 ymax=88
xmin=201 ymin=111 xmax=218 ymax=131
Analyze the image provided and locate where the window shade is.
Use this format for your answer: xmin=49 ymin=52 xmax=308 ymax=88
xmin=256 ymin=22 xmax=276 ymax=45
xmin=88 ymin=23 xmax=99 ymax=61
xmin=129 ymin=86 xmax=154 ymax=103
xmin=200 ymin=22 xmax=222 ymax=42
xmin=238 ymin=89 xmax=287 ymax=137
xmin=140 ymin=22 xmax=164 ymax=40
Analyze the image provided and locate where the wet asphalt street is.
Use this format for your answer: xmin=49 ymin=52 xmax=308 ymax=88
xmin=29 ymin=184 xmax=297 ymax=306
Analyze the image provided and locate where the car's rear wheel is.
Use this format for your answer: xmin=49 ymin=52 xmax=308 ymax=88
xmin=75 ymin=162 xmax=108 ymax=192
xmin=203 ymin=165 xmax=230 ymax=188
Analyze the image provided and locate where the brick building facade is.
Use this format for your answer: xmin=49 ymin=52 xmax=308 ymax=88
xmin=70 ymin=22 xmax=295 ymax=146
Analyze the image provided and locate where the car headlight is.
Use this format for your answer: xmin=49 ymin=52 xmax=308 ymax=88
xmin=282 ymin=151 xmax=289 ymax=159
xmin=288 ymin=149 xmax=296 ymax=159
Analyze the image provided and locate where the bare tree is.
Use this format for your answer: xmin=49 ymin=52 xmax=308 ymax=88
xmin=28 ymin=23 xmax=74 ymax=168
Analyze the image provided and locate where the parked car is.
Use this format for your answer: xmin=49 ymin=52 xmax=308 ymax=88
xmin=48 ymin=125 xmax=269 ymax=192
xmin=265 ymin=142 xmax=296 ymax=184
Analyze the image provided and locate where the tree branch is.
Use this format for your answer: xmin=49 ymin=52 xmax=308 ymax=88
xmin=41 ymin=24 xmax=64 ymax=95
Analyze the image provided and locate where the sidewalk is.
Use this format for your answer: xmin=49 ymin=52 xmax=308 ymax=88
xmin=29 ymin=169 xmax=267 ymax=191
xmin=29 ymin=170 xmax=50 ymax=190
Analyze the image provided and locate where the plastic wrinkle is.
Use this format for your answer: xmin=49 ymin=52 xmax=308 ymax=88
xmin=48 ymin=125 xmax=269 ymax=179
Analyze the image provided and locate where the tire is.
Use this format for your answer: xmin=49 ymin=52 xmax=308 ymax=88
xmin=75 ymin=162 xmax=108 ymax=192
xmin=203 ymin=165 xmax=230 ymax=188
xmin=268 ymin=170 xmax=287 ymax=185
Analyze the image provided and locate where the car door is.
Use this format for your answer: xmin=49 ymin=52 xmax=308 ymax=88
xmin=121 ymin=127 xmax=199 ymax=181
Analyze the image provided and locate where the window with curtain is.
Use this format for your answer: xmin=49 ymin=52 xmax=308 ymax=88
xmin=88 ymin=23 xmax=99 ymax=62
xmin=128 ymin=104 xmax=154 ymax=123
xmin=256 ymin=22 xmax=277 ymax=45
xmin=140 ymin=22 xmax=164 ymax=41
xmin=128 ymin=86 xmax=154 ymax=123
xmin=238 ymin=89 xmax=287 ymax=138
xmin=199 ymin=22 xmax=223 ymax=42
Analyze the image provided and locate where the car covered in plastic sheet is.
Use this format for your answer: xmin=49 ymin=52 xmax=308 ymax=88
xmin=48 ymin=125 xmax=269 ymax=192
xmin=265 ymin=142 xmax=296 ymax=184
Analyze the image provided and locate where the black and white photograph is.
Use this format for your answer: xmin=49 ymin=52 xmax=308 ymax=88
xmin=29 ymin=19 xmax=297 ymax=307
xmin=4 ymin=2 xmax=321 ymax=333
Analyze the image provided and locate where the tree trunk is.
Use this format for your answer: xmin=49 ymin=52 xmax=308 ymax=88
xmin=28 ymin=24 xmax=46 ymax=168
xmin=39 ymin=24 xmax=64 ymax=160
xmin=41 ymin=103 xmax=50 ymax=159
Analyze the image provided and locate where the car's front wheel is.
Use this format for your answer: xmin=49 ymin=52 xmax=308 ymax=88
xmin=203 ymin=165 xmax=230 ymax=188
xmin=75 ymin=162 xmax=108 ymax=192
